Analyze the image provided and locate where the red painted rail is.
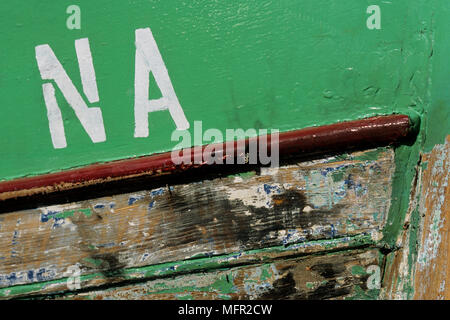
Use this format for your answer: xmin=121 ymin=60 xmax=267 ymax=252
xmin=0 ymin=115 xmax=413 ymax=200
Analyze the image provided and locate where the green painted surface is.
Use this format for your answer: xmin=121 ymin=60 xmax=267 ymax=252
xmin=0 ymin=0 xmax=429 ymax=182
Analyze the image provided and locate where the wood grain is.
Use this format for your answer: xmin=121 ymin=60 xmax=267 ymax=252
xmin=53 ymin=249 xmax=381 ymax=300
xmin=0 ymin=148 xmax=394 ymax=298
xmin=414 ymin=136 xmax=449 ymax=299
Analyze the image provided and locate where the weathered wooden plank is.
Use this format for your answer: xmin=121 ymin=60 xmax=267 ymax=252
xmin=381 ymin=136 xmax=449 ymax=300
xmin=52 ymin=249 xmax=381 ymax=300
xmin=414 ymin=136 xmax=449 ymax=299
xmin=0 ymin=148 xmax=394 ymax=295
xmin=0 ymin=234 xmax=374 ymax=299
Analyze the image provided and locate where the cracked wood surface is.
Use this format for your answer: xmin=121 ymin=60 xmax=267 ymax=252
xmin=0 ymin=148 xmax=394 ymax=299
xmin=414 ymin=136 xmax=450 ymax=299
xmin=52 ymin=249 xmax=381 ymax=300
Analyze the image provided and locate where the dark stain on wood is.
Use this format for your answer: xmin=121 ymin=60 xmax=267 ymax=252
xmin=259 ymin=272 xmax=298 ymax=299
xmin=51 ymin=249 xmax=379 ymax=300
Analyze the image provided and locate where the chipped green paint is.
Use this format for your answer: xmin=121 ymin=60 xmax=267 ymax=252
xmin=210 ymin=274 xmax=236 ymax=295
xmin=351 ymin=265 xmax=367 ymax=276
xmin=349 ymin=148 xmax=391 ymax=162
xmin=331 ymin=171 xmax=344 ymax=183
xmin=0 ymin=278 xmax=65 ymax=299
xmin=53 ymin=208 xmax=92 ymax=220
xmin=260 ymin=266 xmax=272 ymax=282
xmin=305 ymin=282 xmax=315 ymax=289
xmin=0 ymin=234 xmax=374 ymax=299
xmin=144 ymin=279 xmax=234 ymax=296
xmin=227 ymin=171 xmax=257 ymax=180
xmin=175 ymin=293 xmax=194 ymax=300
xmin=306 ymin=280 xmax=329 ymax=290
xmin=346 ymin=286 xmax=380 ymax=300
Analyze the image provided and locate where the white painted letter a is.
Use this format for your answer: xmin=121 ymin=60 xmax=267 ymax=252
xmin=134 ymin=28 xmax=189 ymax=138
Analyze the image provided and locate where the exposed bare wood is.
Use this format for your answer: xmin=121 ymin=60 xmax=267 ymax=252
xmin=414 ymin=136 xmax=450 ymax=299
xmin=0 ymin=148 xmax=394 ymax=298
xmin=55 ymin=249 xmax=381 ymax=300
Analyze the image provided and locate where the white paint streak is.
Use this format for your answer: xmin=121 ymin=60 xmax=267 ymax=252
xmin=42 ymin=83 xmax=66 ymax=149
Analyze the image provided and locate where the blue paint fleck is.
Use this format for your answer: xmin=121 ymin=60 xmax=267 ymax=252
xmin=330 ymin=224 xmax=336 ymax=238
xmin=320 ymin=165 xmax=348 ymax=177
xmin=263 ymin=184 xmax=280 ymax=195
xmin=151 ymin=188 xmax=165 ymax=197
xmin=6 ymin=273 xmax=17 ymax=283
xmin=334 ymin=190 xmax=346 ymax=197
xmin=344 ymin=174 xmax=367 ymax=196
xmin=148 ymin=201 xmax=155 ymax=209
xmin=94 ymin=204 xmax=105 ymax=209
xmin=320 ymin=167 xmax=335 ymax=176
xmin=52 ymin=217 xmax=65 ymax=229
xmin=12 ymin=230 xmax=19 ymax=243
xmin=36 ymin=268 xmax=47 ymax=282
xmin=40 ymin=211 xmax=59 ymax=223
xmin=231 ymin=252 xmax=243 ymax=259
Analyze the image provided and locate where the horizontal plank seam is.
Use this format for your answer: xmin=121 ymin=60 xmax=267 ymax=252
xmin=3 ymin=234 xmax=377 ymax=299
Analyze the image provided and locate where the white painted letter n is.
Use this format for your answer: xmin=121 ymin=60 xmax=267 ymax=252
xmin=35 ymin=38 xmax=106 ymax=149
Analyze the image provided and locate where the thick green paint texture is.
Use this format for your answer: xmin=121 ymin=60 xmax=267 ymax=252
xmin=381 ymin=0 xmax=449 ymax=299
xmin=382 ymin=0 xmax=434 ymax=247
xmin=0 ymin=0 xmax=429 ymax=181
xmin=424 ymin=1 xmax=450 ymax=151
